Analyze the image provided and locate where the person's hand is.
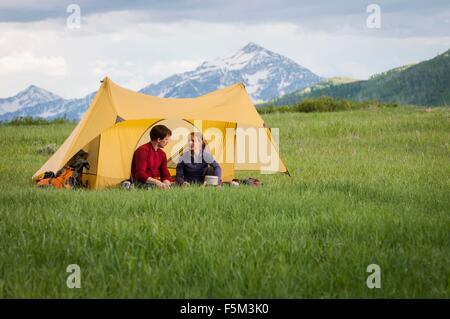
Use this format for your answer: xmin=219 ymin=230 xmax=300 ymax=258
xmin=163 ymin=179 xmax=172 ymax=188
xmin=156 ymin=181 xmax=169 ymax=189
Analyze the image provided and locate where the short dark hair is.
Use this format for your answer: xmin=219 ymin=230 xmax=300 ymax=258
xmin=150 ymin=125 xmax=172 ymax=141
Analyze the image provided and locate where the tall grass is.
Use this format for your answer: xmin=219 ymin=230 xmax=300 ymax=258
xmin=258 ymin=96 xmax=400 ymax=114
xmin=0 ymin=106 xmax=448 ymax=298
xmin=1 ymin=116 xmax=73 ymax=126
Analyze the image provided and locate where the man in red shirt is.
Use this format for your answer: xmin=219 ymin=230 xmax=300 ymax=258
xmin=131 ymin=124 xmax=172 ymax=189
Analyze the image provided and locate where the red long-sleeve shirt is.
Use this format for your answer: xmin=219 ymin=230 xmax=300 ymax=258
xmin=131 ymin=142 xmax=171 ymax=183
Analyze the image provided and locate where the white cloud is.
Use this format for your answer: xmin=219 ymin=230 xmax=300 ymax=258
xmin=0 ymin=8 xmax=449 ymax=99
xmin=0 ymin=52 xmax=67 ymax=75
xmin=146 ymin=59 xmax=202 ymax=79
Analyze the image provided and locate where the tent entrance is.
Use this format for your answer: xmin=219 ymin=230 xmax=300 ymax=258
xmin=136 ymin=119 xmax=199 ymax=172
xmin=78 ymin=118 xmax=286 ymax=189
xmin=134 ymin=119 xmax=236 ymax=181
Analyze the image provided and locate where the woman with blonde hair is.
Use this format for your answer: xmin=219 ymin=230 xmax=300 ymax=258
xmin=176 ymin=132 xmax=222 ymax=186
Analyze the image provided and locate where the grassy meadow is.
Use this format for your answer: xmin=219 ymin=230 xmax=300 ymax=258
xmin=0 ymin=106 xmax=449 ymax=298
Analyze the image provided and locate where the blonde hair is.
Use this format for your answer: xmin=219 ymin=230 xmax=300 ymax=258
xmin=190 ymin=132 xmax=206 ymax=149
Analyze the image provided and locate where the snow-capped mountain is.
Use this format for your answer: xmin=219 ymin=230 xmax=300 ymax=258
xmin=140 ymin=42 xmax=323 ymax=102
xmin=0 ymin=43 xmax=323 ymax=121
xmin=0 ymin=85 xmax=62 ymax=116
xmin=0 ymin=86 xmax=95 ymax=121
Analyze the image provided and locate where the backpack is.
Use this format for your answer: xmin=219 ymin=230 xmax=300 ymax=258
xmin=36 ymin=150 xmax=90 ymax=189
xmin=36 ymin=166 xmax=77 ymax=189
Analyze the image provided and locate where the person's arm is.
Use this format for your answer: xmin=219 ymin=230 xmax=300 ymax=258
xmin=134 ymin=147 xmax=153 ymax=183
xmin=204 ymin=151 xmax=222 ymax=183
xmin=159 ymin=152 xmax=172 ymax=184
xmin=211 ymin=160 xmax=222 ymax=184
xmin=176 ymin=160 xmax=185 ymax=185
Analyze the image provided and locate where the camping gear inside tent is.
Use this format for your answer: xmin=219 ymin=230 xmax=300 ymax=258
xmin=32 ymin=77 xmax=289 ymax=189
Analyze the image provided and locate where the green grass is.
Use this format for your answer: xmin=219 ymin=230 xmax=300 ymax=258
xmin=258 ymin=96 xmax=400 ymax=114
xmin=0 ymin=106 xmax=449 ymax=298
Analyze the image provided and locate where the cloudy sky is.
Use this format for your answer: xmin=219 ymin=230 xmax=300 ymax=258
xmin=0 ymin=0 xmax=449 ymax=98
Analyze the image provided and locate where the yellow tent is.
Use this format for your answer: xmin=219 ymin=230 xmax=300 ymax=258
xmin=32 ymin=77 xmax=288 ymax=189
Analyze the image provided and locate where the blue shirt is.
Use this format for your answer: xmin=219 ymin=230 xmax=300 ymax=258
xmin=176 ymin=149 xmax=222 ymax=184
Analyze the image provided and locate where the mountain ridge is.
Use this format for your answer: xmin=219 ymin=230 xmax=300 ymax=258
xmin=0 ymin=42 xmax=323 ymax=121
xmin=139 ymin=42 xmax=323 ymax=102
xmin=269 ymin=49 xmax=450 ymax=107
